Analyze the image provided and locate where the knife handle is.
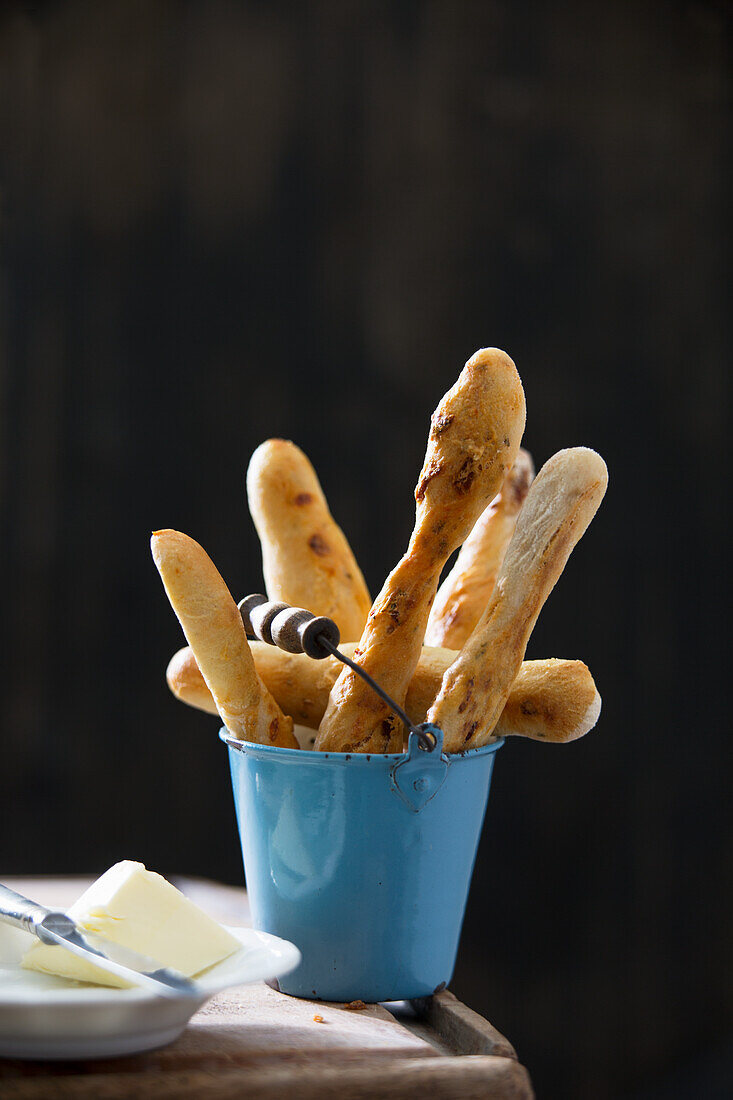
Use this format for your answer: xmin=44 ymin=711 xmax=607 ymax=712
xmin=0 ymin=882 xmax=71 ymax=943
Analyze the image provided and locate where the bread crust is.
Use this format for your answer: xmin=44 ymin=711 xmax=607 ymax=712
xmin=491 ymin=657 xmax=601 ymax=742
xmin=315 ymin=348 xmax=526 ymax=753
xmin=151 ymin=529 xmax=297 ymax=747
xmin=246 ymin=439 xmax=371 ymax=641
xmin=167 ymin=644 xmax=601 ymax=744
xmin=428 ymin=447 xmax=608 ymax=751
xmin=426 ymin=448 xmax=534 ymax=648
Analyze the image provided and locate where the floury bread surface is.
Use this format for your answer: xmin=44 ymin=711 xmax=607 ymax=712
xmin=425 ymin=449 xmax=535 ymax=649
xmin=151 ymin=529 xmax=297 ymax=748
xmin=21 ymin=861 xmax=239 ymax=988
xmin=315 ymin=348 xmax=527 ymax=754
xmin=247 ymin=439 xmax=371 ymax=641
xmin=428 ymin=447 xmax=608 ymax=750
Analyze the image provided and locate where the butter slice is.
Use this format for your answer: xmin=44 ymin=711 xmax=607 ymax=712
xmin=21 ymin=860 xmax=239 ymax=988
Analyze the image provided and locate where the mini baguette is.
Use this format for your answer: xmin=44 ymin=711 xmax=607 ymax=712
xmin=425 ymin=448 xmax=534 ymax=648
xmin=315 ymin=348 xmax=526 ymax=753
xmin=167 ymin=643 xmax=601 ymax=743
xmin=428 ymin=447 xmax=608 ymax=751
xmin=247 ymin=439 xmax=371 ymax=641
xmin=151 ymin=529 xmax=297 ymax=747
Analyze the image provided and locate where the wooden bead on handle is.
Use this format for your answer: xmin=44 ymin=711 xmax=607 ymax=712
xmin=270 ymin=607 xmax=341 ymax=659
xmin=241 ymin=595 xmax=291 ymax=645
xmin=270 ymin=606 xmax=315 ymax=652
xmin=300 ymin=615 xmax=341 ymax=659
xmin=238 ymin=594 xmax=269 ymax=635
xmin=238 ymin=594 xmax=341 ymax=659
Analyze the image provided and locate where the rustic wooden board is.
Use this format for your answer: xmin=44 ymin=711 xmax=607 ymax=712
xmin=0 ymin=878 xmax=533 ymax=1098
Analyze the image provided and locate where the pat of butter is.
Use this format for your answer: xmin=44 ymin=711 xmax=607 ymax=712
xmin=21 ymin=860 xmax=239 ymax=988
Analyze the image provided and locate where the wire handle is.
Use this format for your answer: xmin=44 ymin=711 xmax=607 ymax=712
xmin=238 ymin=594 xmax=438 ymax=752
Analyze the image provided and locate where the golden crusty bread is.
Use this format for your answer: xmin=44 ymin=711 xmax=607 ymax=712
xmin=491 ymin=657 xmax=601 ymax=742
xmin=167 ymin=643 xmax=338 ymax=728
xmin=425 ymin=448 xmax=534 ymax=649
xmin=166 ymin=646 xmax=219 ymax=715
xmin=428 ymin=447 xmax=608 ymax=751
xmin=246 ymin=439 xmax=371 ymax=641
xmin=167 ymin=643 xmax=601 ymax=744
xmin=315 ymin=348 xmax=526 ymax=754
xmin=151 ymin=529 xmax=297 ymax=748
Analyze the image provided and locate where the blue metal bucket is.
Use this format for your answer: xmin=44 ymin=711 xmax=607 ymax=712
xmin=221 ymin=727 xmax=503 ymax=1002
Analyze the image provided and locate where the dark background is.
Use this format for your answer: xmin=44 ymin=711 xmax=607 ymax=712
xmin=0 ymin=2 xmax=730 ymax=1096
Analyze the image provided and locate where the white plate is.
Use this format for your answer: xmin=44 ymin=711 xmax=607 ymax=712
xmin=0 ymin=923 xmax=300 ymax=1060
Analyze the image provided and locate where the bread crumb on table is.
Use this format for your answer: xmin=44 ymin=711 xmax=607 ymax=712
xmin=313 ymin=1014 xmax=325 ymax=1023
xmin=345 ymin=1000 xmax=367 ymax=1010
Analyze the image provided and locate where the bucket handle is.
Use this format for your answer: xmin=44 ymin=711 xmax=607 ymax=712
xmin=238 ymin=595 xmax=439 ymax=752
xmin=390 ymin=725 xmax=449 ymax=813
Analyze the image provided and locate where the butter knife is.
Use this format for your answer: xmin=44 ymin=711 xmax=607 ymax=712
xmin=0 ymin=882 xmax=201 ymax=999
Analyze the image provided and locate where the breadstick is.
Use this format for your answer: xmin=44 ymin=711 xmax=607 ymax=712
xmin=168 ymin=644 xmax=601 ymax=744
xmin=166 ymin=646 xmax=220 ymax=715
xmin=247 ymin=439 xmax=371 ymax=641
xmin=425 ymin=448 xmax=534 ymax=648
xmin=151 ymin=529 xmax=297 ymax=748
xmin=315 ymin=348 xmax=526 ymax=753
xmin=428 ymin=447 xmax=608 ymax=751
xmin=167 ymin=644 xmax=341 ymax=727
xmin=168 ymin=643 xmax=339 ymax=729
xmin=490 ymin=658 xmax=601 ymax=742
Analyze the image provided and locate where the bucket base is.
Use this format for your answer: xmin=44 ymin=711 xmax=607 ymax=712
xmin=266 ymin=976 xmax=449 ymax=1004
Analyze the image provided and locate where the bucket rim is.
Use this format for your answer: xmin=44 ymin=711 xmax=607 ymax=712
xmin=218 ymin=727 xmax=504 ymax=762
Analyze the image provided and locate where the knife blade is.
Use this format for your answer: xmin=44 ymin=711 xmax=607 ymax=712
xmin=0 ymin=882 xmax=202 ymax=999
